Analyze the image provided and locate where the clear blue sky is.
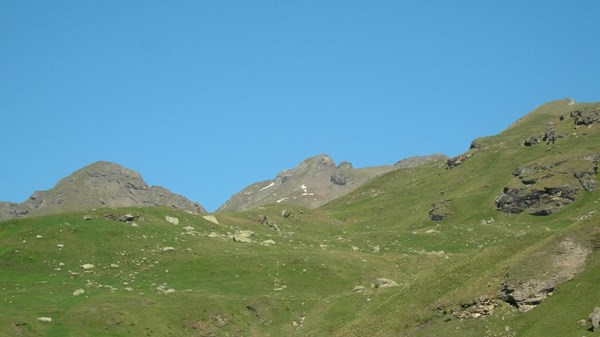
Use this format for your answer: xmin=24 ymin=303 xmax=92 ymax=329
xmin=1 ymin=1 xmax=599 ymax=211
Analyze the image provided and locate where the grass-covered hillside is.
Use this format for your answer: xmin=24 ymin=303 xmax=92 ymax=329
xmin=0 ymin=99 xmax=599 ymax=336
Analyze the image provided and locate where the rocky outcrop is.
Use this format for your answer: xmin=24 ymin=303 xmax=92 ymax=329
xmin=571 ymin=104 xmax=600 ymax=125
xmin=0 ymin=161 xmax=205 ymax=220
xmin=495 ymin=155 xmax=599 ymax=215
xmin=522 ymin=122 xmax=563 ymax=146
xmin=330 ymin=171 xmax=348 ymax=185
xmin=429 ymin=200 xmax=452 ymax=221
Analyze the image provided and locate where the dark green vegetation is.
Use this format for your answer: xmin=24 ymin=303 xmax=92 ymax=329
xmin=1 ymin=99 xmax=599 ymax=336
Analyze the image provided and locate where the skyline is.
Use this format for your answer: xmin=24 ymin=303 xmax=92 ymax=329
xmin=1 ymin=1 xmax=599 ymax=211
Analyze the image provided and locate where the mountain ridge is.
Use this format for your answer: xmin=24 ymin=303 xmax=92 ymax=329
xmin=218 ymin=153 xmax=449 ymax=212
xmin=0 ymin=161 xmax=205 ymax=220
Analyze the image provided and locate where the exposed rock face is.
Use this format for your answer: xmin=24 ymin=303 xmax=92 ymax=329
xmin=495 ymin=155 xmax=599 ymax=215
xmin=571 ymin=105 xmax=600 ymax=125
xmin=429 ymin=200 xmax=452 ymax=221
xmin=0 ymin=161 xmax=205 ymax=220
xmin=330 ymin=171 xmax=348 ymax=185
xmin=500 ymin=238 xmax=590 ymax=311
xmin=218 ymin=154 xmax=397 ymax=211
xmin=394 ymin=154 xmax=448 ymax=169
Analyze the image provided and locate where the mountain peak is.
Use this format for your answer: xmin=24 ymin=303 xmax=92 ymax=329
xmin=0 ymin=161 xmax=205 ymax=220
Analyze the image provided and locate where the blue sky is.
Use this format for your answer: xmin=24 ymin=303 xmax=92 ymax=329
xmin=1 ymin=1 xmax=599 ymax=211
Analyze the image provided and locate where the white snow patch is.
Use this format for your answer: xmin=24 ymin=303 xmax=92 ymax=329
xmin=276 ymin=197 xmax=289 ymax=203
xmin=300 ymin=184 xmax=307 ymax=193
xmin=259 ymin=182 xmax=275 ymax=192
xmin=301 ymin=193 xmax=315 ymax=196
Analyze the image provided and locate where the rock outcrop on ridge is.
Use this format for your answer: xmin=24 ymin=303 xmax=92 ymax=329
xmin=219 ymin=153 xmax=447 ymax=212
xmin=0 ymin=161 xmax=205 ymax=220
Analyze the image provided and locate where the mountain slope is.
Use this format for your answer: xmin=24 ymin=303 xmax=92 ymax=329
xmin=0 ymin=161 xmax=205 ymax=220
xmin=0 ymin=98 xmax=599 ymax=336
xmin=219 ymin=153 xmax=448 ymax=212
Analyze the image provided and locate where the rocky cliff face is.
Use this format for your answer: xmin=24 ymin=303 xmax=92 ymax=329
xmin=0 ymin=161 xmax=205 ymax=220
xmin=218 ymin=153 xmax=447 ymax=212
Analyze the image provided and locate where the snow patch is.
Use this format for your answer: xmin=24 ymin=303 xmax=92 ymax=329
xmin=276 ymin=197 xmax=289 ymax=203
xmin=259 ymin=182 xmax=275 ymax=192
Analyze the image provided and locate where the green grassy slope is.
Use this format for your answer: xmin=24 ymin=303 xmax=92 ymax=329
xmin=0 ymin=99 xmax=598 ymax=336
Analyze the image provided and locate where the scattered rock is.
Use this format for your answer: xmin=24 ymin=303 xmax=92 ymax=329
xmin=429 ymin=200 xmax=452 ymax=221
xmin=211 ymin=313 xmax=230 ymax=327
xmin=353 ymin=285 xmax=366 ymax=294
xmin=165 ymin=216 xmax=179 ymax=225
xmin=37 ymin=317 xmax=52 ymax=323
xmin=259 ymin=215 xmax=280 ymax=231
xmin=81 ymin=264 xmax=94 ymax=270
xmin=371 ymin=278 xmax=398 ymax=289
xmin=589 ymin=307 xmax=600 ymax=331
xmin=261 ymin=239 xmax=275 ymax=246
xmin=161 ymin=247 xmax=175 ymax=253
xmin=73 ymin=289 xmax=85 ymax=296
xmin=280 ymin=209 xmax=291 ymax=218
xmin=156 ymin=284 xmax=175 ymax=295
xmin=83 ymin=215 xmax=93 ymax=220
xmin=452 ymin=295 xmax=497 ymax=319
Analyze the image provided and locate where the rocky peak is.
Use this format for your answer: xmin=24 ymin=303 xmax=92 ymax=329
xmin=218 ymin=154 xmax=395 ymax=211
xmin=0 ymin=161 xmax=205 ymax=220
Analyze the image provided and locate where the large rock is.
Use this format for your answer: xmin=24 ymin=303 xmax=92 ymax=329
xmin=371 ymin=278 xmax=399 ymax=288
xmin=589 ymin=307 xmax=600 ymax=331
xmin=0 ymin=161 xmax=206 ymax=220
xmin=496 ymin=155 xmax=599 ymax=215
